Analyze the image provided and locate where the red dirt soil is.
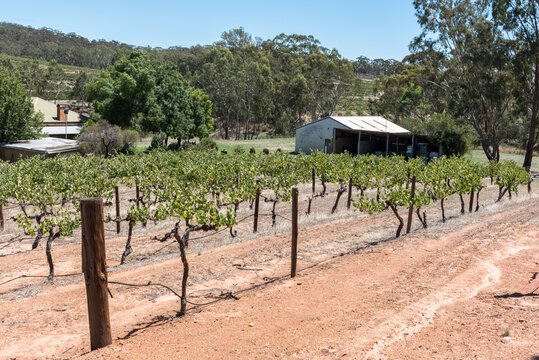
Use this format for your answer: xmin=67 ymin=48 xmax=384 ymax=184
xmin=0 ymin=183 xmax=538 ymax=359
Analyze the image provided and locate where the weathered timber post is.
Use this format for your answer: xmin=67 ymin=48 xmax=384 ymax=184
xmin=347 ymin=178 xmax=353 ymax=209
xmin=0 ymin=203 xmax=4 ymax=231
xmin=291 ymin=187 xmax=298 ymax=278
xmin=253 ymin=180 xmax=260 ymax=233
xmin=312 ymin=168 xmax=316 ymax=194
xmin=406 ymin=176 xmax=416 ymax=234
xmin=114 ymin=186 xmax=121 ymax=234
xmin=81 ymin=198 xmax=112 ymax=351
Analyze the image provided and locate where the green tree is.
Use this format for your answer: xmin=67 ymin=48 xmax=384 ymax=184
xmin=0 ymin=67 xmax=43 ymax=142
xmin=491 ymin=0 xmax=539 ymax=171
xmin=70 ymin=71 xmax=89 ymax=104
xmin=194 ymin=47 xmax=239 ymax=139
xmin=188 ymin=87 xmax=213 ymax=140
xmin=143 ymin=62 xmax=191 ymax=144
xmin=87 ymin=51 xmax=156 ymax=128
xmin=412 ymin=0 xmax=513 ymax=161
xmin=46 ymin=60 xmax=66 ymax=102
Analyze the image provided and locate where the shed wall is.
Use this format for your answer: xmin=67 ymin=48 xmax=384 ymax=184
xmin=295 ymin=118 xmax=348 ymax=154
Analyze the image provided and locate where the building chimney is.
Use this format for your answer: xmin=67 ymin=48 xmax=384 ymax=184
xmin=57 ymin=104 xmax=68 ymax=122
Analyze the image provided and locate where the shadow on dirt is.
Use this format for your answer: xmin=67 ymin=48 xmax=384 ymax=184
xmin=494 ymin=292 xmax=538 ymax=299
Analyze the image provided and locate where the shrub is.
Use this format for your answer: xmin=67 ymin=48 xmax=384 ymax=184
xmin=78 ymin=120 xmax=139 ymax=158
xmin=233 ymin=145 xmax=245 ymax=154
xmin=150 ymin=132 xmax=167 ymax=149
xmin=195 ymin=138 xmax=218 ymax=151
xmin=425 ymin=113 xmax=469 ymax=156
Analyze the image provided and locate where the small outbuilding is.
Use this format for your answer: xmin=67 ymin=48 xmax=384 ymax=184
xmin=295 ymin=116 xmax=428 ymax=157
xmin=0 ymin=138 xmax=80 ymax=162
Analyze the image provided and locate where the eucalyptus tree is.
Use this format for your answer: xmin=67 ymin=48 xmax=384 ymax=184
xmin=492 ymin=0 xmax=539 ymax=171
xmin=0 ymin=67 xmax=43 ymax=142
xmin=412 ymin=0 xmax=514 ymax=161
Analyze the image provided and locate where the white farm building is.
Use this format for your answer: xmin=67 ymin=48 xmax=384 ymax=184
xmin=295 ymin=116 xmax=429 ymax=157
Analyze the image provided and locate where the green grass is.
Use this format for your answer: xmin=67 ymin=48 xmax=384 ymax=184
xmin=463 ymin=149 xmax=539 ymax=173
xmin=215 ymin=137 xmax=295 ymax=153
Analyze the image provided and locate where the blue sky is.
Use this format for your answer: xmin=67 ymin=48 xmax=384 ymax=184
xmin=0 ymin=0 xmax=421 ymax=61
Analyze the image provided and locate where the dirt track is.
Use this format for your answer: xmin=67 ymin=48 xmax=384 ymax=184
xmin=0 ymin=183 xmax=538 ymax=359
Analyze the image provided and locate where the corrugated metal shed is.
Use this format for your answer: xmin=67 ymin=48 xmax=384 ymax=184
xmin=0 ymin=138 xmax=80 ymax=161
xmin=330 ymin=116 xmax=410 ymax=134
xmin=295 ymin=116 xmax=413 ymax=155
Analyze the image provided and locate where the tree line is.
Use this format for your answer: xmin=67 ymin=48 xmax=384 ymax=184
xmin=370 ymin=0 xmax=538 ymax=170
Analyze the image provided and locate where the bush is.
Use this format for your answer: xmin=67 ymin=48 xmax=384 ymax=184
xmin=425 ymin=113 xmax=469 ymax=157
xmin=78 ymin=120 xmax=139 ymax=158
xmin=150 ymin=132 xmax=167 ymax=149
xmin=195 ymin=138 xmax=218 ymax=151
xmin=233 ymin=145 xmax=245 ymax=154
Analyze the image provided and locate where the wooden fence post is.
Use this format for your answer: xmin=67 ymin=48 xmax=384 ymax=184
xmin=81 ymin=198 xmax=112 ymax=351
xmin=406 ymin=176 xmax=416 ymax=234
xmin=347 ymin=178 xmax=353 ymax=209
xmin=291 ymin=187 xmax=298 ymax=278
xmin=253 ymin=180 xmax=260 ymax=233
xmin=114 ymin=186 xmax=121 ymax=234
xmin=0 ymin=203 xmax=4 ymax=232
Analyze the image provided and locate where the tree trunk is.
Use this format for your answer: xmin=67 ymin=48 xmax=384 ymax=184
xmin=416 ymin=207 xmax=427 ymax=228
xmin=120 ymin=220 xmax=134 ymax=265
xmin=459 ymin=194 xmax=465 ymax=214
xmin=523 ymin=58 xmax=538 ymax=172
xmin=174 ymin=229 xmax=189 ymax=316
xmin=331 ymin=186 xmax=346 ymax=214
xmin=307 ymin=196 xmax=313 ymax=215
xmin=388 ymin=202 xmax=404 ymax=238
xmin=46 ymin=232 xmax=58 ymax=281
xmin=468 ymin=189 xmax=474 ymax=213
xmin=271 ymin=201 xmax=277 ymax=227
xmin=475 ymin=187 xmax=482 ymax=212
xmin=441 ymin=198 xmax=446 ymax=223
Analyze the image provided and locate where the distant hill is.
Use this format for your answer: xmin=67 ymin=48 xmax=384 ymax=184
xmin=0 ymin=22 xmax=134 ymax=69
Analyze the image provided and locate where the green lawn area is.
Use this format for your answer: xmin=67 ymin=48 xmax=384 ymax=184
xmin=215 ymin=137 xmax=295 ymax=153
xmin=463 ymin=149 xmax=539 ymax=173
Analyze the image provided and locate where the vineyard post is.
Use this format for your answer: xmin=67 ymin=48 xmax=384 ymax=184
xmin=0 ymin=203 xmax=4 ymax=231
xmin=312 ymin=168 xmax=315 ymax=194
xmin=406 ymin=176 xmax=416 ymax=234
xmin=347 ymin=178 xmax=353 ymax=209
xmin=81 ymin=198 xmax=112 ymax=351
xmin=291 ymin=187 xmax=298 ymax=278
xmin=253 ymin=179 xmax=260 ymax=233
xmin=114 ymin=186 xmax=121 ymax=234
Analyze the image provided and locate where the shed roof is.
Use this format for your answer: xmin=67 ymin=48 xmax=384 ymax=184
xmin=297 ymin=116 xmax=410 ymax=135
xmin=0 ymin=138 xmax=80 ymax=154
